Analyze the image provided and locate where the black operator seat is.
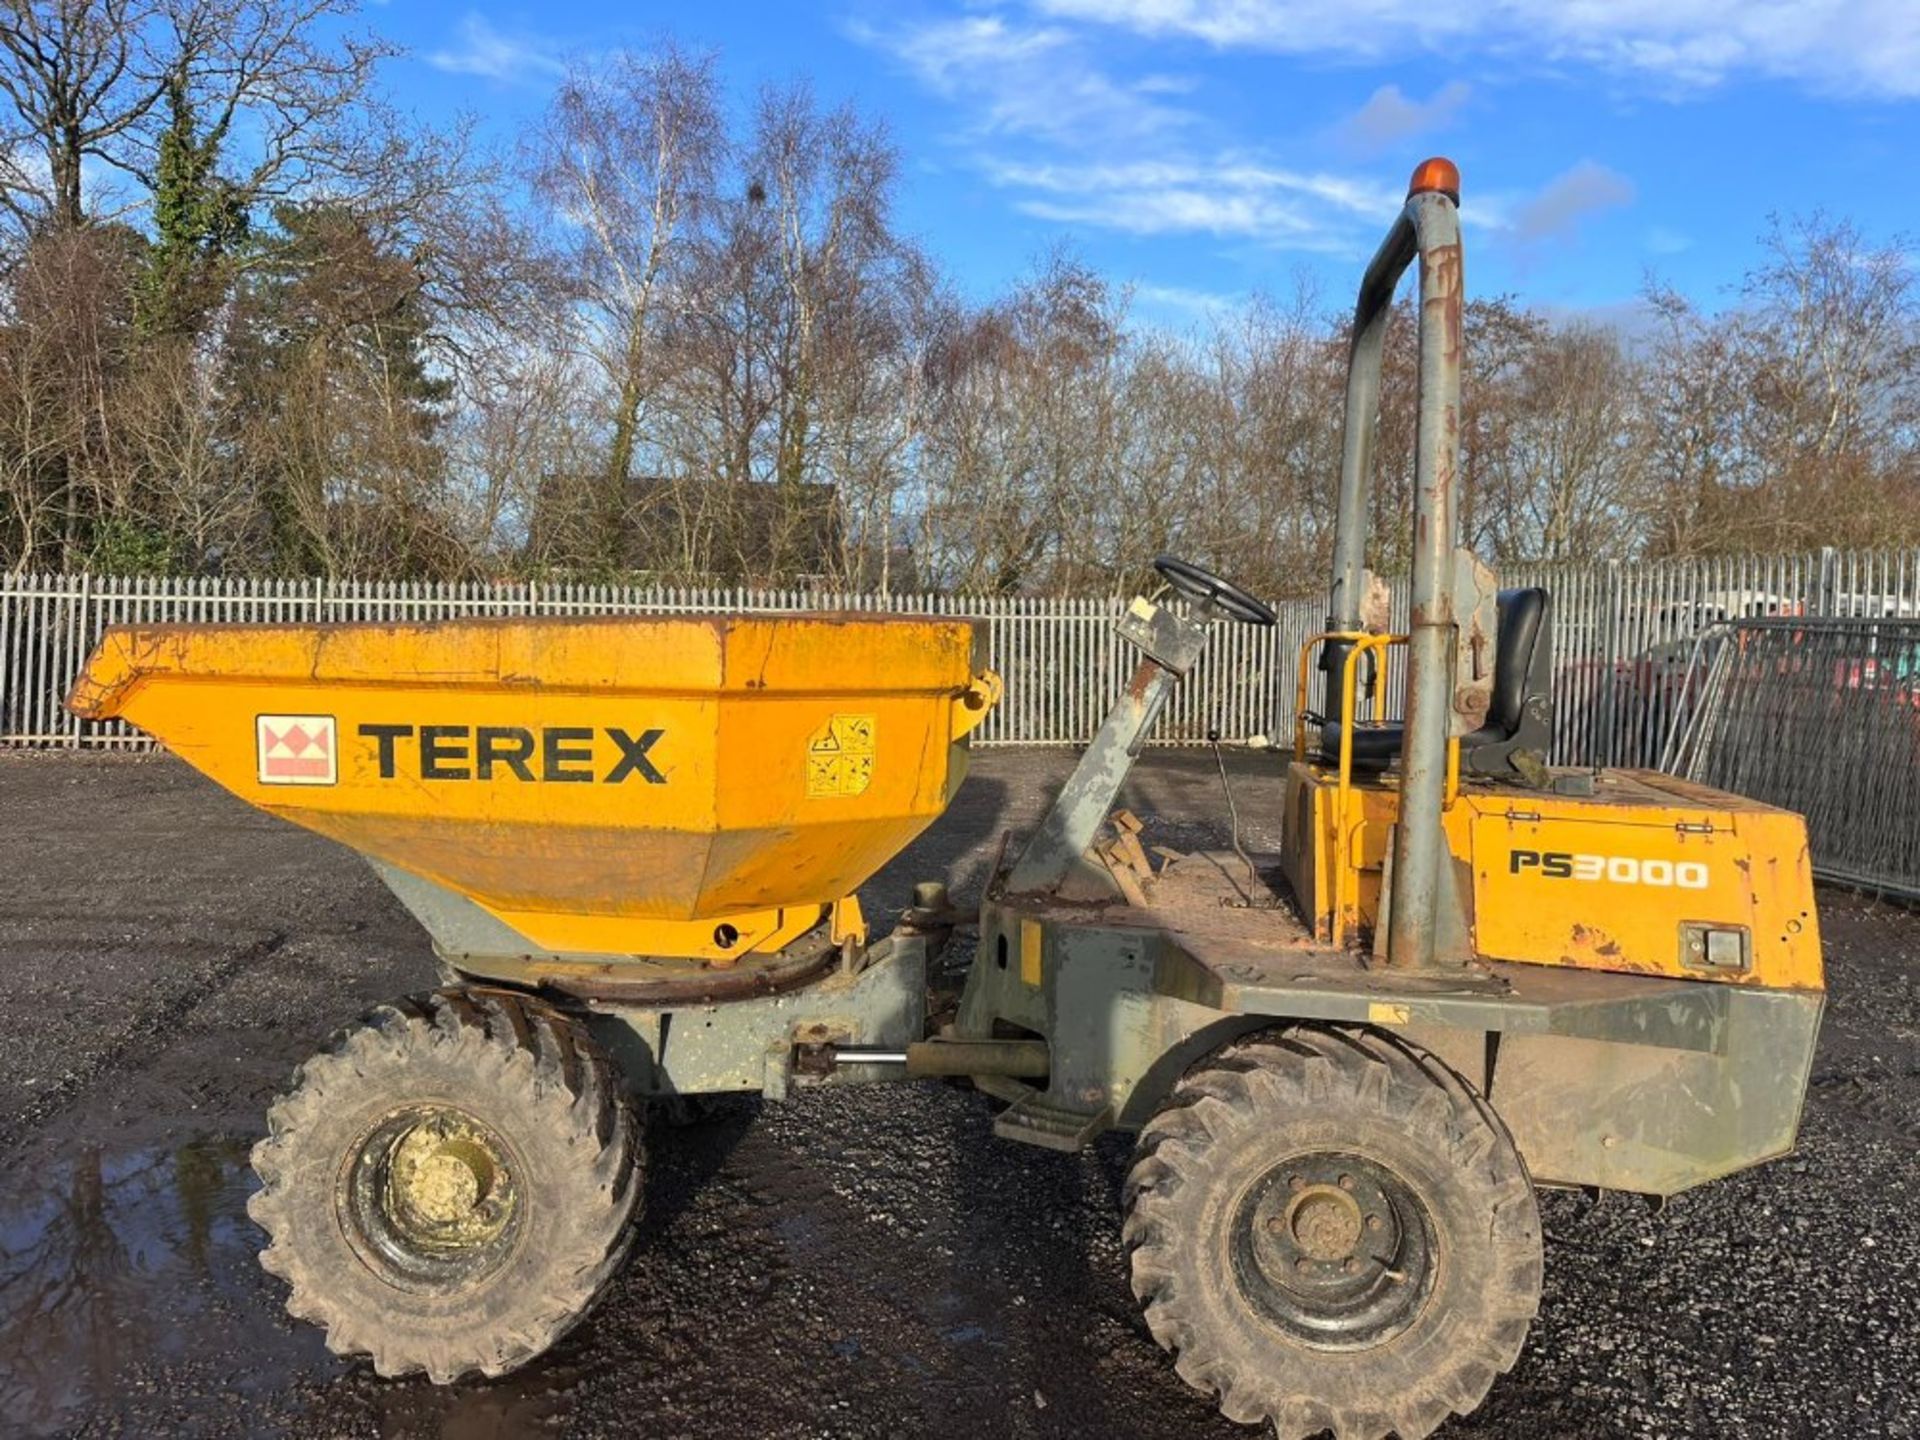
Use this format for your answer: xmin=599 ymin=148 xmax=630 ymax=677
xmin=1317 ymin=587 xmax=1554 ymax=783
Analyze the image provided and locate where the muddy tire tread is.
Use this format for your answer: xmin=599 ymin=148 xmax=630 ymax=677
xmin=1124 ymin=1023 xmax=1542 ymax=1440
xmin=248 ymin=988 xmax=640 ymax=1383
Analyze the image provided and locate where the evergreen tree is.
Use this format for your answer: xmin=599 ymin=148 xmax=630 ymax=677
xmin=136 ymin=73 xmax=247 ymax=339
xmin=225 ymin=203 xmax=455 ymax=576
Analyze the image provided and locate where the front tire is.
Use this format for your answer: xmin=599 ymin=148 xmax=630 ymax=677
xmin=248 ymin=989 xmax=641 ymax=1383
xmin=1124 ymin=1025 xmax=1542 ymax=1440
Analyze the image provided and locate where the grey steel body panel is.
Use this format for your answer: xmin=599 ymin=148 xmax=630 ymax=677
xmin=959 ymin=853 xmax=1822 ymax=1196
xmin=369 ymin=856 xmax=929 ymax=1101
xmin=1006 ymin=598 xmax=1211 ymax=896
xmin=584 ymin=934 xmax=930 ymax=1101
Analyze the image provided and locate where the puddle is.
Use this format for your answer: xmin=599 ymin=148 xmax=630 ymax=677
xmin=0 ymin=1136 xmax=322 ymax=1434
xmin=0 ymin=1136 xmax=611 ymax=1436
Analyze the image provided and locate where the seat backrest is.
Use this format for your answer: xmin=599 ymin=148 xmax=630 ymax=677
xmin=1486 ymin=587 xmax=1549 ymax=735
xmin=1313 ymin=587 xmax=1553 ymax=780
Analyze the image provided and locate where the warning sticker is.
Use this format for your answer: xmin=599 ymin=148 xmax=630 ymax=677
xmin=257 ymin=714 xmax=337 ymax=786
xmin=806 ymin=713 xmax=876 ymax=798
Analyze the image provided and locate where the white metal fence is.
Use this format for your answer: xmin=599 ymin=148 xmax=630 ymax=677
xmin=4 ymin=549 xmax=1919 ymax=761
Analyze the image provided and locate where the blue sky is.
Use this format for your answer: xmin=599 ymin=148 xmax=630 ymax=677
xmin=369 ymin=1 xmax=1919 ymax=327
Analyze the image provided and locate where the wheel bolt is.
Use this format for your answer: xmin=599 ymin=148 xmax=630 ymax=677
xmin=1343 ymin=1258 xmax=1360 ymax=1274
xmin=1266 ymin=1215 xmax=1287 ymax=1234
xmin=1294 ymin=1257 xmax=1311 ymax=1272
xmin=1288 ymin=1175 xmax=1304 ymax=1192
xmin=1338 ymin=1174 xmax=1354 ymax=1191
xmin=1366 ymin=1215 xmax=1383 ymax=1232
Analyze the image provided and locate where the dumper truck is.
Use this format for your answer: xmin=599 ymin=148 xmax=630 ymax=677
xmin=68 ymin=158 xmax=1823 ymax=1439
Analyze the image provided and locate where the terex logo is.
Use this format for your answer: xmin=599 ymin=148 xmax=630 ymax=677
xmin=1509 ymin=849 xmax=1708 ymax=889
xmin=357 ymin=724 xmax=665 ymax=784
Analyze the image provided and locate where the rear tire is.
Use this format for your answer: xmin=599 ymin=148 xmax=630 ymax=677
xmin=1124 ymin=1025 xmax=1541 ymax=1440
xmin=248 ymin=989 xmax=641 ymax=1382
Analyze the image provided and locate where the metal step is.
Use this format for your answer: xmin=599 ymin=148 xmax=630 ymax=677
xmin=993 ymin=1094 xmax=1112 ymax=1152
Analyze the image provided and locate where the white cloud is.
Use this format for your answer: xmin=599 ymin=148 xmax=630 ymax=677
xmin=867 ymin=13 xmax=1070 ymax=84
xmin=426 ymin=13 xmax=564 ymax=83
xmin=1025 ymin=0 xmax=1920 ymax=99
xmin=857 ymin=10 xmax=1650 ymax=262
xmin=1133 ymin=72 xmax=1201 ymax=94
xmin=849 ymin=15 xmax=1189 ymax=143
xmin=856 ymin=16 xmax=1401 ymax=254
xmin=1341 ymin=81 xmax=1471 ymax=153
xmin=1020 ymin=192 xmax=1344 ymax=246
xmin=984 ymin=156 xmax=1399 ymax=246
xmin=1135 ymin=281 xmax=1240 ymax=313
xmin=986 ymin=159 xmax=1394 ymax=214
xmin=1511 ymin=160 xmax=1635 ymax=241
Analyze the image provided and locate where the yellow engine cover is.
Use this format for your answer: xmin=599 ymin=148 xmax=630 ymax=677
xmin=1282 ymin=763 xmax=1823 ymax=992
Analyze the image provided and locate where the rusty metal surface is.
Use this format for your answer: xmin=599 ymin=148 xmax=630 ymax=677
xmin=985 ymin=857 xmax=1731 ymax=1053
xmin=468 ymin=945 xmax=843 ymax=1004
xmin=1277 ymin=757 xmax=1825 ymax=990
xmin=371 ymin=855 xmax=848 ymax=1002
xmin=903 ymin=1038 xmax=1050 ymax=1078
xmin=1489 ymin=987 xmax=1825 ymax=1195
xmin=1005 ymin=598 xmax=1210 ymax=896
xmin=1385 ymin=193 xmax=1467 ymax=974
xmin=583 ymin=932 xmax=930 ymax=1098
xmin=967 ymin=834 xmax=1823 ymax=1193
xmin=1316 ymin=172 xmax=1471 ymax=976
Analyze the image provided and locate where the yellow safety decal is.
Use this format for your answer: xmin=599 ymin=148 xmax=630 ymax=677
xmin=806 ymin=713 xmax=877 ymax=798
xmin=1019 ymin=918 xmax=1043 ymax=986
xmin=1367 ymin=1002 xmax=1411 ymax=1025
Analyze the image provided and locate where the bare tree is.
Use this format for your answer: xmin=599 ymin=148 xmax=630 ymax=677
xmin=1632 ymin=215 xmax=1920 ymax=555
xmin=0 ymin=279 xmax=83 ymax=569
xmin=0 ymin=223 xmax=141 ymax=569
xmin=1173 ymin=281 xmax=1344 ymax=595
xmin=0 ymin=0 xmax=391 ymax=238
xmin=1635 ymin=282 xmax=1740 ymax=557
xmin=108 ymin=338 xmax=252 ymax=569
xmin=459 ymin=345 xmax=603 ymax=572
xmin=2 ymin=11 xmax=1915 ymax=588
xmin=526 ymin=43 xmax=722 ymax=569
xmin=1506 ymin=325 xmax=1642 ymax=559
xmin=747 ymin=83 xmax=925 ymax=583
xmin=0 ymin=0 xmax=163 ymax=230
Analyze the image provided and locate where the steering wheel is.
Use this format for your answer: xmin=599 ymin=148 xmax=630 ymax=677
xmin=1153 ymin=555 xmax=1277 ymax=627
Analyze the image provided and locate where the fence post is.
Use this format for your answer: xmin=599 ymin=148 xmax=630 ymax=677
xmin=74 ymin=570 xmax=92 ymax=745
xmin=1598 ymin=558 xmax=1622 ymax=769
xmin=1817 ymin=546 xmax=1838 ymax=616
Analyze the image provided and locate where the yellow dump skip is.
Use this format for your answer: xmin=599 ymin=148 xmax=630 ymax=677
xmin=70 ymin=614 xmax=998 ymax=959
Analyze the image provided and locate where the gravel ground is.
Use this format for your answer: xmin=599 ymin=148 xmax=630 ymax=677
xmin=0 ymin=747 xmax=1915 ymax=1440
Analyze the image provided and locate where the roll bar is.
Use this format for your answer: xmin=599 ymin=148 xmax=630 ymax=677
xmin=1324 ymin=157 xmax=1465 ymax=973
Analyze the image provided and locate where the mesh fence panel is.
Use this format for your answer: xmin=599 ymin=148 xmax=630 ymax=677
xmin=1666 ymin=618 xmax=1920 ymax=899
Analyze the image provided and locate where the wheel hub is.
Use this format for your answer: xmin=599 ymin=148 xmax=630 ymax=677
xmin=388 ymin=1121 xmax=509 ymax=1238
xmin=1284 ymin=1184 xmax=1365 ymax=1260
xmin=340 ymin=1105 xmax=523 ymax=1291
xmin=1231 ymin=1151 xmax=1436 ymax=1349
